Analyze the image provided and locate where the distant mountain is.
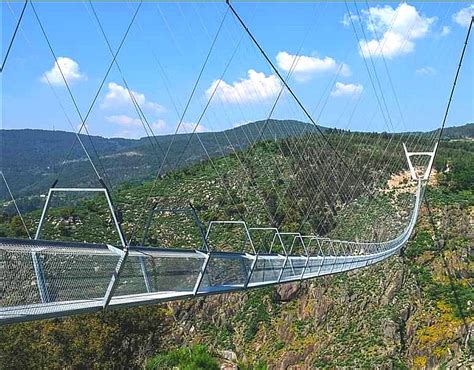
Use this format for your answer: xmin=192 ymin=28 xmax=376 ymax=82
xmin=1 ymin=121 xmax=471 ymax=203
xmin=430 ymin=123 xmax=474 ymax=139
xmin=0 ymin=119 xmax=321 ymax=200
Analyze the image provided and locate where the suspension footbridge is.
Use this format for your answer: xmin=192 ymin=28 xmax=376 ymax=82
xmin=0 ymin=2 xmax=472 ymax=325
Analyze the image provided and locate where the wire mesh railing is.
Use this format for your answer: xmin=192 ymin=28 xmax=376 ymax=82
xmin=0 ymin=180 xmax=423 ymax=325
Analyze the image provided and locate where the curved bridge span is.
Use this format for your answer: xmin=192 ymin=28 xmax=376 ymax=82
xmin=0 ymin=181 xmax=424 ymax=325
xmin=1 ymin=1 xmax=471 ymax=328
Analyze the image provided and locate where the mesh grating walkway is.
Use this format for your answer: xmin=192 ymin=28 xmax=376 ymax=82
xmin=0 ymin=181 xmax=423 ymax=325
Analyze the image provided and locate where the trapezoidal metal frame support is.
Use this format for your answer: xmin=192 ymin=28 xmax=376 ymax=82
xmin=35 ymin=187 xmax=127 ymax=247
xmin=403 ymin=142 xmax=438 ymax=181
xmin=34 ymin=187 xmax=129 ymax=309
xmin=204 ymin=220 xmax=258 ymax=290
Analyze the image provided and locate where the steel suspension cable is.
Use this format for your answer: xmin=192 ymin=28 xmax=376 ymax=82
xmin=129 ymin=2 xmax=267 ymax=228
xmin=30 ymin=1 xmax=106 ymax=183
xmin=4 ymin=2 xmax=111 ymax=194
xmin=226 ymin=0 xmax=373 ymax=197
xmin=227 ymin=2 xmax=398 ymax=237
xmin=213 ymin=3 xmax=330 ymax=227
xmin=331 ymin=2 xmax=431 ymax=236
xmin=220 ymin=5 xmax=372 ymax=233
xmin=0 ymin=171 xmax=31 ymax=239
xmin=127 ymin=1 xmax=184 ymax=122
xmin=31 ymin=1 xmax=143 ymax=189
xmin=86 ymin=1 xmax=166 ymax=160
xmin=343 ymin=1 xmax=393 ymax=133
xmin=429 ymin=15 xmax=473 ymax=179
xmin=363 ymin=0 xmax=408 ymax=132
xmin=280 ymin=1 xmax=424 ymax=236
xmin=127 ymin=5 xmax=230 ymax=244
xmin=0 ymin=0 xmax=28 ymax=73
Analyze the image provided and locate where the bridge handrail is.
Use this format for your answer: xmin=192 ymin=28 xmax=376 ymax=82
xmin=0 ymin=181 xmax=424 ymax=325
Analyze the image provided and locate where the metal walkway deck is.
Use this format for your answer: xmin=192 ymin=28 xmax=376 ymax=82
xmin=0 ymin=182 xmax=423 ymax=325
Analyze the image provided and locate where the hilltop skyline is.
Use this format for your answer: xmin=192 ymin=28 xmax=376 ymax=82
xmin=2 ymin=2 xmax=473 ymax=138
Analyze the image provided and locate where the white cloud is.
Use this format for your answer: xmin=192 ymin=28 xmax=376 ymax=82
xmin=178 ymin=122 xmax=207 ymax=134
xmin=106 ymin=114 xmax=142 ymax=127
xmin=330 ymin=82 xmax=363 ymax=97
xmin=206 ymin=69 xmax=281 ymax=104
xmin=453 ymin=5 xmax=474 ymax=28
xmin=360 ymin=31 xmax=415 ymax=58
xmin=358 ymin=3 xmax=435 ymax=59
xmin=416 ymin=66 xmax=437 ymax=76
xmin=101 ymin=82 xmax=164 ymax=113
xmin=41 ymin=57 xmax=86 ymax=86
xmin=276 ymin=51 xmax=351 ymax=81
xmin=440 ymin=26 xmax=451 ymax=37
xmin=341 ymin=12 xmax=359 ymax=27
xmin=106 ymin=114 xmax=166 ymax=132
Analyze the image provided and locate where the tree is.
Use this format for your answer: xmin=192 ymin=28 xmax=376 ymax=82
xmin=9 ymin=215 xmax=27 ymax=237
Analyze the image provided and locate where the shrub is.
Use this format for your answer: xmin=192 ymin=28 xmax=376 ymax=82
xmin=146 ymin=345 xmax=219 ymax=370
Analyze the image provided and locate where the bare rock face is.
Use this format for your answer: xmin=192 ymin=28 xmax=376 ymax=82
xmin=220 ymin=349 xmax=237 ymax=362
xmin=274 ymin=351 xmax=305 ymax=370
xmin=220 ymin=364 xmax=237 ymax=370
xmin=276 ymin=283 xmax=301 ymax=302
xmin=380 ymin=269 xmax=404 ymax=305
xmin=382 ymin=318 xmax=399 ymax=355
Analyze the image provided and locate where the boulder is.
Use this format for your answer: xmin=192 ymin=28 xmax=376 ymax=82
xmin=276 ymin=283 xmax=300 ymax=302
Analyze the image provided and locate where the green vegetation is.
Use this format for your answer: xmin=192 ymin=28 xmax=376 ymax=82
xmin=0 ymin=306 xmax=170 ymax=369
xmin=3 ymin=130 xmax=429 ymax=246
xmin=430 ymin=139 xmax=474 ymax=207
xmin=234 ymin=288 xmax=277 ymax=342
xmin=0 ymin=129 xmax=472 ymax=368
xmin=146 ymin=345 xmax=219 ymax=370
xmin=0 ymin=119 xmax=323 ymax=203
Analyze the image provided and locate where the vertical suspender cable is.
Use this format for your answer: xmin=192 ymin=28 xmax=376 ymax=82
xmin=226 ymin=0 xmax=371 ymax=195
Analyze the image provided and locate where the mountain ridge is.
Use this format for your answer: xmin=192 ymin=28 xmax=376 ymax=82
xmin=1 ymin=121 xmax=471 ymax=202
xmin=0 ymin=119 xmax=321 ymax=200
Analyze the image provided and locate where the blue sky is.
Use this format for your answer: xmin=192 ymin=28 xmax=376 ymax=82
xmin=1 ymin=1 xmax=473 ymax=138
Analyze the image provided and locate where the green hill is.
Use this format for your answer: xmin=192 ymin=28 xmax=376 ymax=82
xmin=436 ymin=123 xmax=474 ymax=139
xmin=0 ymin=119 xmax=322 ymax=202
xmin=0 ymin=131 xmax=472 ymax=368
xmin=1 ymin=121 xmax=471 ymax=207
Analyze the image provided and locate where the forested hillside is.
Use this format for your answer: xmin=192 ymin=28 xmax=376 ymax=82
xmin=433 ymin=123 xmax=474 ymax=140
xmin=0 ymin=131 xmax=472 ymax=368
xmin=0 ymin=119 xmax=322 ymax=203
xmin=0 ymin=121 xmax=471 ymax=204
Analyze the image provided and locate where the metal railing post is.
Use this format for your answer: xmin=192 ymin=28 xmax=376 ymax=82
xmin=193 ymin=251 xmax=211 ymax=295
xmin=31 ymin=251 xmax=50 ymax=303
xmin=300 ymin=236 xmax=314 ymax=280
xmin=243 ymin=252 xmax=258 ymax=288
xmin=35 ymin=188 xmax=54 ymax=240
xmin=139 ymin=256 xmax=152 ymax=293
xmin=316 ymin=238 xmax=328 ymax=276
xmin=33 ymin=187 xmax=55 ymax=303
xmin=100 ymin=183 xmax=129 ymax=308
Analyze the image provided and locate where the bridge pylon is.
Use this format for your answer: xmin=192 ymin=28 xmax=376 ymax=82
xmin=403 ymin=142 xmax=438 ymax=181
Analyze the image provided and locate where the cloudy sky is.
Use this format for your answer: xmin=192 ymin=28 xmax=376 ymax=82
xmin=1 ymin=2 xmax=473 ymax=138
